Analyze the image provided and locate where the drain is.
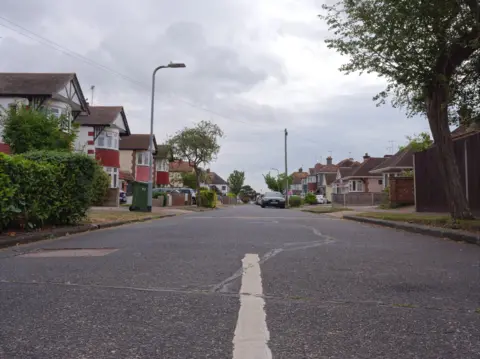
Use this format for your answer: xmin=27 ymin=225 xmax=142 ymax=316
xmin=19 ymin=248 xmax=118 ymax=258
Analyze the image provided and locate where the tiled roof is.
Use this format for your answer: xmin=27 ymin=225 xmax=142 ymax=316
xmin=325 ymin=173 xmax=337 ymax=185
xmin=291 ymin=172 xmax=308 ymax=185
xmin=315 ymin=164 xmax=338 ymax=173
xmin=348 ymin=157 xmax=385 ymax=178
xmin=76 ymin=106 xmax=130 ymax=135
xmin=119 ymin=134 xmax=157 ymax=151
xmin=308 ymin=168 xmax=315 ymax=175
xmin=169 ymin=160 xmax=194 ymax=173
xmin=336 ymin=158 xmax=361 ymax=167
xmin=156 ymin=145 xmax=170 ymax=159
xmin=451 ymin=124 xmax=480 ymax=140
xmin=206 ymin=172 xmax=228 ymax=185
xmin=0 ymin=72 xmax=75 ymax=95
xmin=371 ymin=148 xmax=414 ymax=173
xmin=338 ymin=166 xmax=356 ymax=178
xmin=119 ymin=170 xmax=134 ymax=181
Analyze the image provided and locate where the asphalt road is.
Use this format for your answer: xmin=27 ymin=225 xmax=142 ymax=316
xmin=0 ymin=205 xmax=479 ymax=359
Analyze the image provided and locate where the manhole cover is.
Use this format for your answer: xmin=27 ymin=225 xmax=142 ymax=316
xmin=19 ymin=248 xmax=118 ymax=258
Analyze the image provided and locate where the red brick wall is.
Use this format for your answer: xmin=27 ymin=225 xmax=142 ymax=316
xmin=95 ymin=149 xmax=120 ymax=168
xmin=0 ymin=143 xmax=11 ymax=154
xmin=171 ymin=193 xmax=191 ymax=206
xmin=307 ymin=183 xmax=317 ymax=192
xmin=156 ymin=171 xmax=169 ymax=185
xmin=389 ymin=177 xmax=414 ymax=205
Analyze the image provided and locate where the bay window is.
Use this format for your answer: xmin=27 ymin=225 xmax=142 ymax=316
xmin=104 ymin=167 xmax=119 ymax=188
xmin=96 ymin=130 xmax=119 ymax=150
xmin=156 ymin=158 xmax=169 ymax=172
xmin=137 ymin=151 xmax=151 ymax=166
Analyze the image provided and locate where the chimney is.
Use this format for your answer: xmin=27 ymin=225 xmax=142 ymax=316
xmin=326 ymin=156 xmax=333 ymax=165
xmin=363 ymin=153 xmax=370 ymax=161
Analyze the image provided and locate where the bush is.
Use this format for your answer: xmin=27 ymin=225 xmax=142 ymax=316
xmin=153 ymin=191 xmax=167 ymax=206
xmin=200 ymin=189 xmax=217 ymax=208
xmin=21 ymin=150 xmax=98 ymax=225
xmin=227 ymin=192 xmax=236 ymax=198
xmin=90 ymin=165 xmax=110 ymax=206
xmin=289 ymin=195 xmax=302 ymax=207
xmin=304 ymin=193 xmax=317 ymax=205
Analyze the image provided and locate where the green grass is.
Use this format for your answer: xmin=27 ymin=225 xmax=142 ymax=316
xmin=355 ymin=212 xmax=480 ymax=232
xmin=475 ymin=308 xmax=480 ymax=314
xmin=301 ymin=206 xmax=352 ymax=214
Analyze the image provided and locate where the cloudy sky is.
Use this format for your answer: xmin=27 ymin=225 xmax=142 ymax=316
xmin=0 ymin=0 xmax=430 ymax=191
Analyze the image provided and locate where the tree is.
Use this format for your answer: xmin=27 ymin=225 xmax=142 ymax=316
xmin=168 ymin=121 xmax=224 ymax=206
xmin=227 ymin=170 xmax=245 ymax=196
xmin=320 ymin=0 xmax=478 ymax=219
xmin=399 ymin=132 xmax=433 ymax=152
xmin=263 ymin=172 xmax=293 ymax=192
xmin=1 ymin=106 xmax=77 ymax=154
xmin=239 ymin=185 xmax=256 ymax=202
xmin=182 ymin=172 xmax=198 ymax=189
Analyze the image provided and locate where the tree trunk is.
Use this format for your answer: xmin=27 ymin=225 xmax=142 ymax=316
xmin=195 ymin=168 xmax=201 ymax=207
xmin=426 ymin=84 xmax=473 ymax=220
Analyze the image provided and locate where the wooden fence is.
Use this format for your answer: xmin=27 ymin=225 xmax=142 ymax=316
xmin=414 ymin=131 xmax=480 ymax=214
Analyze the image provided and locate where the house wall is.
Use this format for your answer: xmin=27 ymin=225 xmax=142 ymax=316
xmin=389 ymin=177 xmax=414 ymax=206
xmin=326 ymin=185 xmax=333 ymax=202
xmin=119 ymin=150 xmax=134 ymax=173
xmin=156 ymin=172 xmax=169 ymax=186
xmin=74 ymin=126 xmax=95 ymax=155
xmin=366 ymin=178 xmax=383 ymax=193
xmin=136 ymin=165 xmax=150 ymax=182
xmin=170 ymin=172 xmax=184 ymax=187
xmin=96 ymin=149 xmax=120 ymax=168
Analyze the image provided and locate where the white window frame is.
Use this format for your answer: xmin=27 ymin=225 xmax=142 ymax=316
xmin=349 ymin=180 xmax=364 ymax=192
xmin=136 ymin=151 xmax=151 ymax=166
xmin=156 ymin=158 xmax=169 ymax=172
xmin=104 ymin=167 xmax=119 ymax=188
xmin=96 ymin=130 xmax=119 ymax=150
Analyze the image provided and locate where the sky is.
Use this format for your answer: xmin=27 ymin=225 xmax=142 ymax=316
xmin=0 ymin=0 xmax=431 ymax=191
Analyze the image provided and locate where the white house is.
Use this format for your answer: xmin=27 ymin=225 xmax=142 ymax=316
xmin=0 ymin=72 xmax=89 ymax=154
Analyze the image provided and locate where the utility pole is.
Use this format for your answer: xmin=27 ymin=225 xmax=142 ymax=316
xmin=90 ymin=85 xmax=95 ymax=105
xmin=284 ymin=128 xmax=289 ymax=208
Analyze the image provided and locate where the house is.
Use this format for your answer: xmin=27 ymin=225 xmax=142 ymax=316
xmin=334 ymin=154 xmax=385 ymax=194
xmin=290 ymin=170 xmax=308 ymax=195
xmin=370 ymin=150 xmax=414 ymax=189
xmin=0 ymin=72 xmax=89 ymax=154
xmin=307 ymin=168 xmax=317 ymax=193
xmin=333 ymin=166 xmax=358 ymax=194
xmin=205 ymin=169 xmax=229 ymax=195
xmin=155 ymin=145 xmax=171 ymax=188
xmin=119 ymin=134 xmax=159 ymax=188
xmin=75 ymin=106 xmax=131 ymax=189
xmin=169 ymin=160 xmax=195 ymax=187
xmin=314 ymin=156 xmax=339 ymax=196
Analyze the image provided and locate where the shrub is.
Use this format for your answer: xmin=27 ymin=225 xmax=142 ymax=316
xmin=227 ymin=192 xmax=236 ymax=198
xmin=0 ymin=153 xmax=61 ymax=230
xmin=90 ymin=165 xmax=110 ymax=206
xmin=304 ymin=193 xmax=317 ymax=205
xmin=200 ymin=189 xmax=217 ymax=208
xmin=289 ymin=195 xmax=302 ymax=207
xmin=21 ymin=150 xmax=98 ymax=225
xmin=153 ymin=191 xmax=167 ymax=206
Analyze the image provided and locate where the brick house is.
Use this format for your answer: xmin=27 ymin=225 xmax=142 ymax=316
xmin=290 ymin=170 xmax=308 ymax=195
xmin=0 ymin=72 xmax=89 ymax=154
xmin=333 ymin=154 xmax=385 ymax=193
xmin=75 ymin=106 xmax=131 ymax=189
xmin=370 ymin=149 xmax=414 ymax=189
xmin=169 ymin=160 xmax=195 ymax=187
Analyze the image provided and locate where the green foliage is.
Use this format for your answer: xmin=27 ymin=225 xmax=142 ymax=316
xmin=304 ymin=193 xmax=317 ymax=205
xmin=320 ymin=0 xmax=480 ymax=124
xmin=90 ymin=165 xmax=110 ymax=206
xmin=1 ymin=106 xmax=77 ymax=154
xmin=152 ymin=192 xmax=167 ymax=206
xmin=168 ymin=121 xmax=223 ymax=206
xmin=21 ymin=151 xmax=97 ymax=225
xmin=399 ymin=132 xmax=433 ymax=153
xmin=263 ymin=172 xmax=293 ymax=192
xmin=227 ymin=170 xmax=245 ymax=195
xmin=239 ymin=184 xmax=256 ymax=202
xmin=182 ymin=172 xmax=198 ymax=189
xmin=200 ymin=189 xmax=217 ymax=208
xmin=289 ymin=195 xmax=302 ymax=208
xmin=227 ymin=192 xmax=236 ymax=198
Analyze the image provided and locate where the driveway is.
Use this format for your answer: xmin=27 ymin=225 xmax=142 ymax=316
xmin=0 ymin=205 xmax=479 ymax=358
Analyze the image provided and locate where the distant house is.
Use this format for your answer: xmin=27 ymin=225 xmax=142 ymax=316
xmin=119 ymin=134 xmax=159 ymax=187
xmin=307 ymin=168 xmax=317 ymax=193
xmin=169 ymin=160 xmax=195 ymax=187
xmin=290 ymin=170 xmax=308 ymax=195
xmin=205 ymin=169 xmax=229 ymax=195
xmin=75 ymin=106 xmax=131 ymax=189
xmin=314 ymin=156 xmax=339 ymax=196
xmin=334 ymin=154 xmax=385 ymax=194
xmin=370 ymin=150 xmax=414 ymax=189
xmin=0 ymin=72 xmax=89 ymax=154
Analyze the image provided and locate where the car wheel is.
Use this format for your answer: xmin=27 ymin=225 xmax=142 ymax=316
xmin=261 ymin=204 xmax=266 ymax=208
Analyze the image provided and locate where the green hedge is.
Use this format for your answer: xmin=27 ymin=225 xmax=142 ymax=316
xmin=289 ymin=195 xmax=302 ymax=207
xmin=0 ymin=151 xmax=98 ymax=231
xmin=304 ymin=193 xmax=317 ymax=205
xmin=90 ymin=165 xmax=110 ymax=206
xmin=200 ymin=189 xmax=217 ymax=208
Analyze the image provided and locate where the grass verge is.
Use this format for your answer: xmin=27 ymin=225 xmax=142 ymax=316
xmin=84 ymin=210 xmax=166 ymax=224
xmin=355 ymin=212 xmax=480 ymax=232
xmin=301 ymin=206 xmax=352 ymax=214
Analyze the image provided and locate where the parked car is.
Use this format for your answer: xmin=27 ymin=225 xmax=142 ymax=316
xmin=178 ymin=188 xmax=196 ymax=204
xmin=261 ymin=192 xmax=286 ymax=208
xmin=316 ymin=194 xmax=326 ymax=204
xmin=152 ymin=188 xmax=180 ymax=195
xmin=119 ymin=190 xmax=127 ymax=204
xmin=256 ymin=195 xmax=264 ymax=205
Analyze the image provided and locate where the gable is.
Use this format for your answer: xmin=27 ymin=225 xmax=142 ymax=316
xmin=113 ymin=113 xmax=126 ymax=131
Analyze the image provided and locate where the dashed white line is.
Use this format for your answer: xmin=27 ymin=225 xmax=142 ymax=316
xmin=232 ymin=253 xmax=272 ymax=359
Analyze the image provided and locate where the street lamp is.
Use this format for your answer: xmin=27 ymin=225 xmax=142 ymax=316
xmin=147 ymin=62 xmax=186 ymax=212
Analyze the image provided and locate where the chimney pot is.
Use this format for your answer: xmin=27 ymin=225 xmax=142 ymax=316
xmin=363 ymin=153 xmax=370 ymax=160
xmin=326 ymin=156 xmax=333 ymax=165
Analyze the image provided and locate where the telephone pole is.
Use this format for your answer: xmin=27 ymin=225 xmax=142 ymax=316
xmin=90 ymin=85 xmax=95 ymax=105
xmin=284 ymin=128 xmax=289 ymax=208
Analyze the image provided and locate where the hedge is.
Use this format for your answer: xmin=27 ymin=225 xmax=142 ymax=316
xmin=200 ymin=189 xmax=217 ymax=208
xmin=289 ymin=195 xmax=302 ymax=207
xmin=304 ymin=193 xmax=317 ymax=205
xmin=0 ymin=151 xmax=98 ymax=231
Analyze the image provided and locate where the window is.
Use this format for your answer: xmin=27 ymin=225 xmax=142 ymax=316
xmin=221 ymin=185 xmax=227 ymax=191
xmin=96 ymin=130 xmax=119 ymax=150
xmin=156 ymin=159 xmax=169 ymax=172
xmin=378 ymin=179 xmax=383 ymax=185
xmin=136 ymin=151 xmax=151 ymax=166
xmin=104 ymin=167 xmax=119 ymax=188
xmin=349 ymin=180 xmax=364 ymax=192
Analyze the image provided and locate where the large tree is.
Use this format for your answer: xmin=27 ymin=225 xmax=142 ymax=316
xmin=168 ymin=121 xmax=223 ymax=206
xmin=263 ymin=172 xmax=292 ymax=192
xmin=1 ymin=106 xmax=77 ymax=154
xmin=227 ymin=170 xmax=245 ymax=196
xmin=320 ymin=0 xmax=479 ymax=219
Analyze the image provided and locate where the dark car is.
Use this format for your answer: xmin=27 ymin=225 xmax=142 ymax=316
xmin=261 ymin=192 xmax=286 ymax=208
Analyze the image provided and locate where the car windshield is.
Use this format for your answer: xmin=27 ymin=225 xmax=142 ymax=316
xmin=265 ymin=192 xmax=283 ymax=197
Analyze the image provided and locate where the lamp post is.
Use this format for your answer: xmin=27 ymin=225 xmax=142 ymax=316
xmin=147 ymin=62 xmax=186 ymax=212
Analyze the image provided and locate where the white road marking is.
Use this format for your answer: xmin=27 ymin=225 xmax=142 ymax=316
xmin=232 ymin=254 xmax=272 ymax=359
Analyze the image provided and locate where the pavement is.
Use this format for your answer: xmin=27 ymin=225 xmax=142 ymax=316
xmin=0 ymin=205 xmax=479 ymax=358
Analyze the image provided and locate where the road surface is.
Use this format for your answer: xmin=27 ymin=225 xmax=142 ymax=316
xmin=1 ymin=205 xmax=479 ymax=358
